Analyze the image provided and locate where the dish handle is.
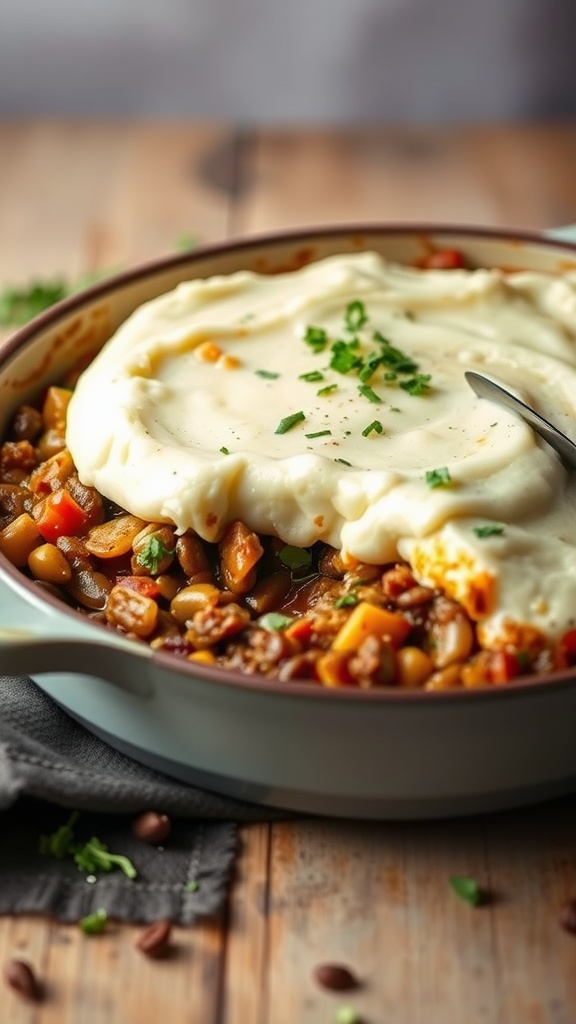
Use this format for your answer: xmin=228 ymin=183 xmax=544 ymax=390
xmin=0 ymin=575 xmax=154 ymax=698
xmin=546 ymin=224 xmax=576 ymax=242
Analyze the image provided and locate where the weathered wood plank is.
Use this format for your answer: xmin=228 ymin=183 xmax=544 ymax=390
xmin=235 ymin=125 xmax=576 ymax=234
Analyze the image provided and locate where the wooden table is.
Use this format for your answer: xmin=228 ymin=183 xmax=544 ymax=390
xmin=2 ymin=120 xmax=576 ymax=1023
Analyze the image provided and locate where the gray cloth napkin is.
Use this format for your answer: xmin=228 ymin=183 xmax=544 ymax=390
xmin=0 ymin=675 xmax=275 ymax=925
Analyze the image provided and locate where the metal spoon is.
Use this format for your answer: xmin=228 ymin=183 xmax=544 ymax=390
xmin=465 ymin=370 xmax=576 ymax=472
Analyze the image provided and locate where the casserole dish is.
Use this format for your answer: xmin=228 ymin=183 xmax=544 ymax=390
xmin=2 ymin=223 xmax=576 ymax=819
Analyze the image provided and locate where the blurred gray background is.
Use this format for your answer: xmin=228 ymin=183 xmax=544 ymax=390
xmin=1 ymin=0 xmax=576 ymax=121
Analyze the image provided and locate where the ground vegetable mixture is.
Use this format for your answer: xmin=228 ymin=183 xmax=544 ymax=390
xmin=0 ymin=383 xmax=570 ymax=690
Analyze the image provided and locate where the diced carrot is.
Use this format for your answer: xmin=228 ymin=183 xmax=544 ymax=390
xmin=332 ymin=601 xmax=411 ymax=652
xmin=316 ymin=650 xmax=353 ymax=687
xmin=284 ymin=618 xmax=313 ymax=645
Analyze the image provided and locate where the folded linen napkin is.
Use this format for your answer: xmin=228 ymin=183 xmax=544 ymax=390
xmin=0 ymin=675 xmax=276 ymax=924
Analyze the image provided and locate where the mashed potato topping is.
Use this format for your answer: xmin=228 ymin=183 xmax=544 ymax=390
xmin=66 ymin=252 xmax=576 ymax=643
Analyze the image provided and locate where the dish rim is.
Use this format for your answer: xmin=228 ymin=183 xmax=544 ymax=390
xmin=3 ymin=219 xmax=576 ymax=705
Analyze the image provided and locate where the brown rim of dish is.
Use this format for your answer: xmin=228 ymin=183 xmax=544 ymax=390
xmin=2 ymin=221 xmax=576 ymax=704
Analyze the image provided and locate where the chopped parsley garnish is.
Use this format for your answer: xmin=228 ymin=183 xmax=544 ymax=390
xmin=425 ymin=467 xmax=452 ymax=489
xmin=220 ymin=446 xmax=230 ymax=455
xmin=0 ymin=281 xmax=69 ymax=326
xmin=334 ymin=593 xmax=360 ymax=608
xmin=279 ymin=545 xmax=312 ymax=571
xmin=79 ymin=908 xmax=108 ymax=935
xmin=40 ymin=813 xmax=137 ymax=879
xmin=275 ymin=411 xmax=306 ymax=434
xmin=299 ymin=370 xmax=325 ymax=383
xmin=318 ymin=384 xmax=338 ymax=396
xmin=361 ymin=420 xmax=383 ymax=437
xmin=175 ymin=233 xmax=199 ymax=252
xmin=39 ymin=811 xmax=79 ymax=858
xmin=335 ymin=458 xmax=352 ymax=466
xmin=384 ymin=371 xmax=398 ymax=382
xmin=344 ymin=299 xmax=368 ymax=332
xmin=304 ymin=325 xmax=328 ymax=352
xmin=400 ymin=373 xmax=432 ymax=396
xmin=358 ymin=383 xmax=382 ymax=404
xmin=373 ymin=331 xmax=419 ymax=374
xmin=335 ymin=1007 xmax=361 ymax=1024
xmin=136 ymin=535 xmax=175 ymax=574
xmin=449 ymin=875 xmax=482 ymax=907
xmin=390 ymin=406 xmax=402 ymax=413
xmin=258 ymin=611 xmax=296 ymax=631
xmin=358 ymin=355 xmax=384 ymax=384
xmin=305 ymin=429 xmax=332 ymax=439
xmin=329 ymin=338 xmax=362 ymax=374
xmin=473 ymin=524 xmax=505 ymax=538
xmin=185 ymin=879 xmax=200 ymax=893
xmin=255 ymin=369 xmax=279 ymax=379
xmin=73 ymin=838 xmax=138 ymax=879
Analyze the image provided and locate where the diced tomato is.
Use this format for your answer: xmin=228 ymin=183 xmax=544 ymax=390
xmin=421 ymin=249 xmax=466 ymax=270
xmin=35 ymin=488 xmax=88 ymax=543
xmin=489 ymin=650 xmax=524 ymax=684
xmin=115 ymin=575 xmax=161 ymax=600
xmin=557 ymin=629 xmax=576 ymax=667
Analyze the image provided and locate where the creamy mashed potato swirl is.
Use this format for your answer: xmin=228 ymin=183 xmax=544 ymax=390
xmin=66 ymin=252 xmax=576 ymax=643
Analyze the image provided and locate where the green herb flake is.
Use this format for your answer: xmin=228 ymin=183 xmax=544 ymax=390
xmin=334 ymin=593 xmax=360 ymax=609
xmin=373 ymin=331 xmax=419 ymax=374
xmin=258 ymin=611 xmax=296 ymax=632
xmin=39 ymin=811 xmax=79 ymax=859
xmin=335 ymin=458 xmax=352 ymax=467
xmin=358 ymin=355 xmax=384 ymax=384
xmin=279 ymin=545 xmax=312 ymax=571
xmin=275 ymin=411 xmax=306 ymax=435
xmin=74 ymin=838 xmax=138 ymax=880
xmin=40 ymin=814 xmax=137 ymax=880
xmin=473 ymin=524 xmax=505 ymax=538
xmin=358 ymin=383 xmax=382 ymax=404
xmin=384 ymin=371 xmax=398 ymax=382
xmin=304 ymin=325 xmax=328 ymax=352
xmin=449 ymin=875 xmax=482 ymax=907
xmin=0 ymin=281 xmax=69 ymax=327
xmin=318 ymin=384 xmax=338 ymax=397
xmin=299 ymin=370 xmax=325 ymax=383
xmin=390 ymin=406 xmax=402 ymax=413
xmin=136 ymin=535 xmax=175 ymax=574
xmin=305 ymin=429 xmax=332 ymax=439
xmin=425 ymin=467 xmax=452 ymax=489
xmin=330 ymin=339 xmax=362 ymax=375
xmin=361 ymin=420 xmax=383 ymax=437
xmin=185 ymin=880 xmax=200 ymax=893
xmin=335 ymin=1007 xmax=361 ymax=1024
xmin=175 ymin=233 xmax=199 ymax=252
xmin=79 ymin=908 xmax=108 ymax=935
xmin=255 ymin=369 xmax=280 ymax=379
xmin=344 ymin=299 xmax=368 ymax=333
xmin=219 ymin=446 xmax=230 ymax=455
xmin=400 ymin=373 xmax=432 ymax=397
